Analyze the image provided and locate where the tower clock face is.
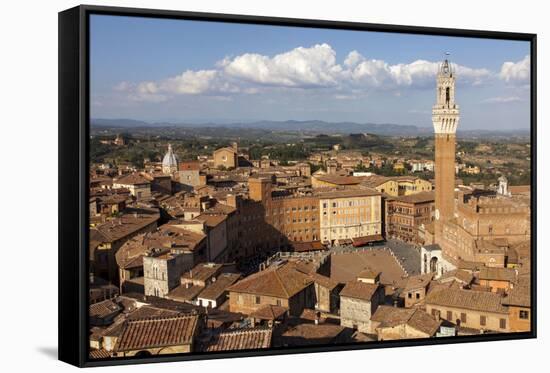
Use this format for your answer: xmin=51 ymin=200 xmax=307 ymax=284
xmin=435 ymin=209 xmax=440 ymax=220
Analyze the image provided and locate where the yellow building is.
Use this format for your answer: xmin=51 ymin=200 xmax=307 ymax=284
xmin=392 ymin=176 xmax=433 ymax=196
xmin=361 ymin=175 xmax=432 ymax=197
xmin=393 ymin=162 xmax=405 ymax=172
xmin=317 ymin=188 xmax=382 ymax=245
xmin=213 ymin=146 xmax=238 ymax=169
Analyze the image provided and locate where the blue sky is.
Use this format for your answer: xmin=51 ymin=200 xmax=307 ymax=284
xmin=90 ymin=14 xmax=531 ymax=130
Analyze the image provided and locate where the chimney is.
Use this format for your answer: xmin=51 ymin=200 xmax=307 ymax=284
xmin=314 ymin=311 xmax=321 ymax=325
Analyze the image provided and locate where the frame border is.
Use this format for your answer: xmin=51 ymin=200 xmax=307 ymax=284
xmin=58 ymin=4 xmax=537 ymax=368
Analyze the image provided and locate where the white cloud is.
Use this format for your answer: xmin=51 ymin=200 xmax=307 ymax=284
xmin=114 ymin=69 xmax=240 ymax=102
xmin=114 ymin=44 xmax=496 ymax=101
xmin=499 ymin=55 xmax=530 ymax=84
xmin=344 ymin=52 xmax=490 ymax=88
xmin=222 ymin=43 xmax=342 ymax=88
xmin=160 ymin=70 xmax=219 ymax=94
xmin=482 ymin=96 xmax=523 ymax=104
xmin=343 ymin=50 xmax=362 ymax=68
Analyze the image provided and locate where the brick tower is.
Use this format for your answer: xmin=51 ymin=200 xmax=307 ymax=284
xmin=432 ymin=57 xmax=459 ymax=242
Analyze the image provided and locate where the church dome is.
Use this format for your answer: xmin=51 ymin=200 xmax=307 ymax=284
xmin=162 ymin=144 xmax=178 ymax=171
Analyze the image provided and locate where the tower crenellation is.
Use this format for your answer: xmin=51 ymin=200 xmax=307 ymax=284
xmin=432 ymin=58 xmax=460 ymax=135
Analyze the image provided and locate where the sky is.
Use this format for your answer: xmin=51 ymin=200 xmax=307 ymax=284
xmin=90 ymin=14 xmax=531 ymax=130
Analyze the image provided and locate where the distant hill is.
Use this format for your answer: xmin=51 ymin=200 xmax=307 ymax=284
xmin=91 ymin=118 xmax=150 ymax=127
xmin=90 ymin=118 xmax=529 ymax=138
xmin=91 ymin=118 xmax=430 ymax=136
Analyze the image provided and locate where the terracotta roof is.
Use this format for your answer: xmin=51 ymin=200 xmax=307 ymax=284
xmin=126 ymin=305 xmax=181 ymax=320
xmin=291 ymin=241 xmax=327 ymax=252
xmin=250 ymin=305 xmax=288 ymax=321
xmin=115 ymin=224 xmax=205 ymax=269
xmin=167 ymin=284 xmax=204 ymax=302
xmin=407 ymin=308 xmax=442 ymax=335
xmin=391 ymin=191 xmax=435 ymax=204
xmin=90 ymin=299 xmax=121 ymax=319
xmin=360 ymin=175 xmax=392 ymax=188
xmin=457 ymin=260 xmax=485 ymax=271
xmin=403 ymin=273 xmax=434 ymax=291
xmin=314 ymin=175 xmax=363 ymax=185
xmin=427 ymin=280 xmax=456 ymax=295
xmin=202 ymin=327 xmax=272 ymax=352
xmin=179 ymin=161 xmax=200 ymax=171
xmin=439 ymin=269 xmax=473 ymax=285
xmin=276 ymin=323 xmax=346 ymax=346
xmin=300 ymin=308 xmax=325 ymax=322
xmin=310 ymin=273 xmax=340 ymax=290
xmin=478 ymin=267 xmax=517 ymax=283
xmin=357 ymin=268 xmax=381 ymax=280
xmin=197 ymin=273 xmax=241 ymax=301
xmin=89 ymin=349 xmax=111 ymax=359
xmin=205 ymin=203 xmax=237 ymax=215
xmin=114 ymin=315 xmax=199 ymax=352
xmin=181 ymin=263 xmax=224 ymax=283
xmin=372 ymin=305 xmax=440 ymax=336
xmin=97 ymin=194 xmax=127 ymax=205
xmin=227 ymin=263 xmax=313 ymax=299
xmin=114 ymin=173 xmax=150 ymax=186
xmin=502 ymin=278 xmax=530 ymax=308
xmin=425 ymin=288 xmax=508 ymax=314
xmin=92 ymin=207 xmax=160 ymax=244
xmin=340 ymin=281 xmax=381 ymax=301
xmin=195 ymin=213 xmax=227 ymax=228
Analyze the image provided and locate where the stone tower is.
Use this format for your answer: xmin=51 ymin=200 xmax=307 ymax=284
xmin=432 ymin=57 xmax=460 ymax=242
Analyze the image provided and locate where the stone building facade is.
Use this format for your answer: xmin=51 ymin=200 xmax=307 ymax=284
xmin=269 ymin=195 xmax=320 ymax=243
xmin=439 ymin=195 xmax=530 ymax=267
xmin=143 ymin=248 xmax=195 ymax=298
xmin=177 ymin=161 xmax=201 ymax=187
xmin=227 ymin=263 xmax=316 ymax=316
xmin=385 ymin=191 xmax=435 ymax=244
xmin=425 ymin=288 xmax=509 ymax=332
xmin=318 ymin=189 xmax=382 ymax=245
xmin=90 ymin=208 xmax=160 ymax=284
xmin=339 ymin=281 xmax=384 ymax=333
xmin=213 ymin=147 xmax=238 ymax=169
xmin=112 ymin=173 xmax=152 ymax=201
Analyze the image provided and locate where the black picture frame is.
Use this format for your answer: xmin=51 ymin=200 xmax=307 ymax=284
xmin=58 ymin=4 xmax=537 ymax=368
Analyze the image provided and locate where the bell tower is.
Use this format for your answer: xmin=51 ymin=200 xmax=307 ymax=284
xmin=433 ymin=56 xmax=460 ymax=242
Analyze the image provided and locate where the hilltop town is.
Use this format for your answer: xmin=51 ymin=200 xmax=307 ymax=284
xmin=87 ymin=60 xmax=531 ymax=359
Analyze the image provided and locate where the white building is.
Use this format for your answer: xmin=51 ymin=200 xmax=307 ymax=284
xmin=162 ymin=143 xmax=178 ymax=174
xmin=420 ymin=244 xmax=456 ymax=279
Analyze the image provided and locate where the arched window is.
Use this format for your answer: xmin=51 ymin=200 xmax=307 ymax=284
xmin=445 ymin=87 xmax=450 ymax=104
